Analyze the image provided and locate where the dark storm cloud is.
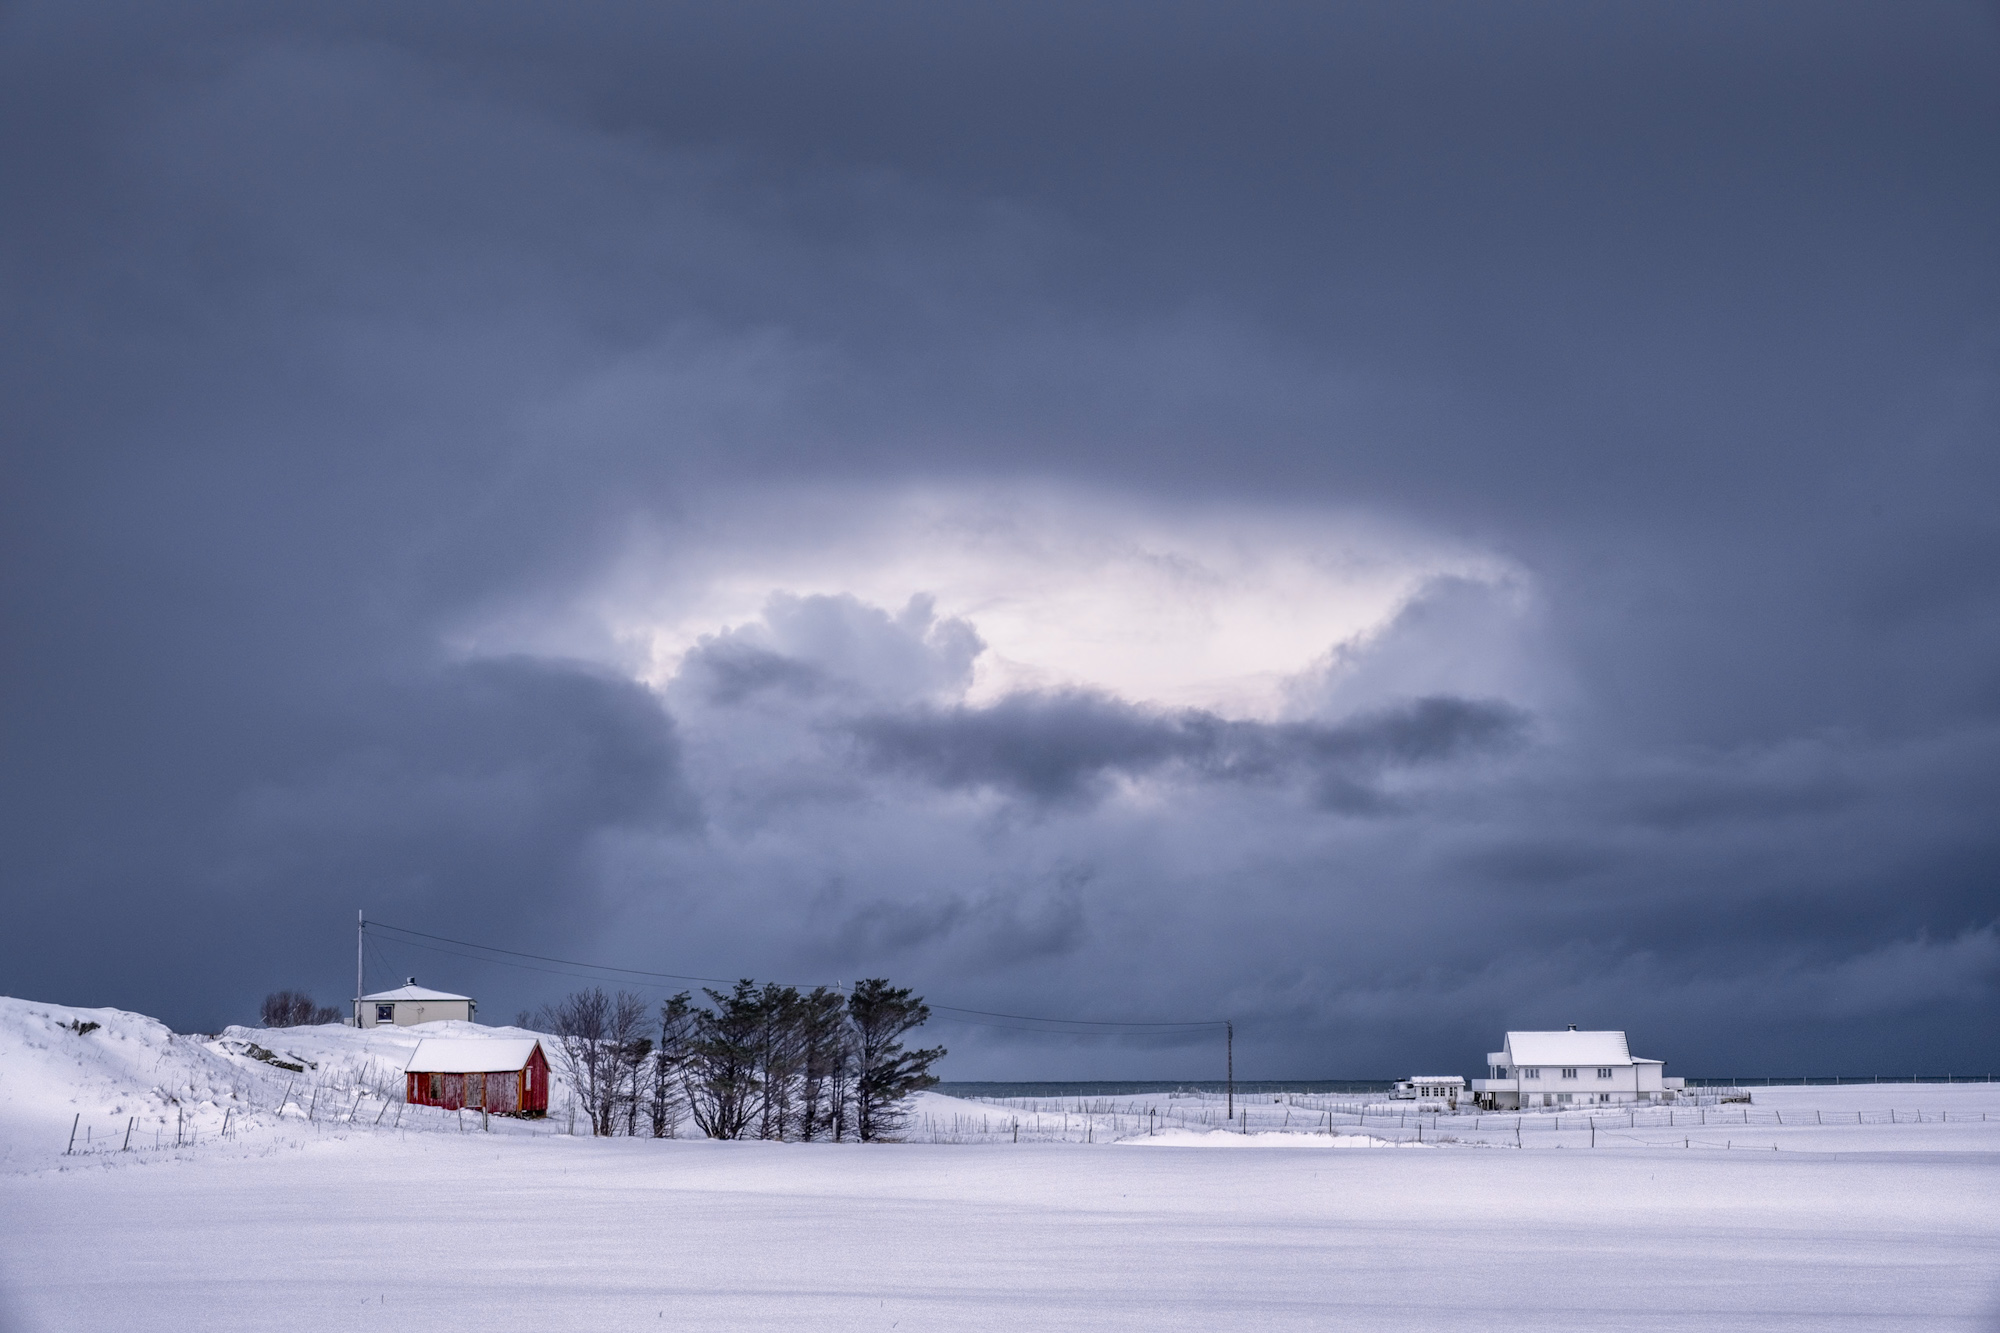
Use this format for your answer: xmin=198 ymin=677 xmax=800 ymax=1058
xmin=848 ymin=692 xmax=1526 ymax=806
xmin=815 ymin=875 xmax=1091 ymax=969
xmin=0 ymin=0 xmax=1995 ymax=1074
xmin=235 ymin=657 xmax=698 ymax=873
xmin=684 ymin=641 xmax=830 ymax=708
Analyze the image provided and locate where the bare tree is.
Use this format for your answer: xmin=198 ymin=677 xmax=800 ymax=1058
xmin=535 ymin=988 xmax=611 ymax=1135
xmin=848 ymin=979 xmax=945 ymax=1142
xmin=608 ymin=990 xmax=650 ymax=1136
xmin=262 ymin=991 xmax=343 ymax=1027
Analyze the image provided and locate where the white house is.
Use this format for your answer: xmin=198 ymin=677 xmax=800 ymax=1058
xmin=355 ymin=979 xmax=475 ymax=1028
xmin=1470 ymin=1027 xmax=1683 ymax=1110
xmin=1391 ymin=1075 xmax=1466 ymax=1109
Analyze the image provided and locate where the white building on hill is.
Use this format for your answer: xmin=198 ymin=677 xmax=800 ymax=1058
xmin=1470 ymin=1027 xmax=1683 ymax=1110
xmin=355 ymin=979 xmax=475 ymax=1028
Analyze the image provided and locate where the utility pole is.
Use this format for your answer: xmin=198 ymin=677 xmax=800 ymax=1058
xmin=1226 ymin=1021 xmax=1234 ymax=1122
xmin=354 ymin=910 xmax=365 ymax=1026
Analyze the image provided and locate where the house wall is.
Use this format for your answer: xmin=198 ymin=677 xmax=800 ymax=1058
xmin=523 ymin=1049 xmax=550 ymax=1114
xmin=405 ymin=1059 xmax=548 ymax=1117
xmin=360 ymin=999 xmax=474 ymax=1028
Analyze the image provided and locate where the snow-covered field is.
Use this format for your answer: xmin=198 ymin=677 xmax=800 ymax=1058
xmin=4 ymin=996 xmax=1999 ymax=1331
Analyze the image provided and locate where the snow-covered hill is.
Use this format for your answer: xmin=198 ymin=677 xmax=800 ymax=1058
xmin=0 ymin=994 xmax=1045 ymax=1167
xmin=0 ymin=995 xmax=554 ymax=1166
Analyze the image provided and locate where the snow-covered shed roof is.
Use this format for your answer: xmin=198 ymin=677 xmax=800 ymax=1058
xmin=359 ymin=984 xmax=471 ymax=1003
xmin=1505 ymin=1031 xmax=1633 ymax=1066
xmin=406 ymin=1038 xmax=543 ymax=1074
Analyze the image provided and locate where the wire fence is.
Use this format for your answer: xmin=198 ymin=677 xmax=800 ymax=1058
xmin=927 ymin=1088 xmax=2000 ymax=1146
xmin=55 ymin=1088 xmax=591 ymax=1159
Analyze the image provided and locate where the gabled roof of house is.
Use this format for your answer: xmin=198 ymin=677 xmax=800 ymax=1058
xmin=1505 ymin=1030 xmax=1633 ymax=1066
xmin=358 ymin=984 xmax=471 ymax=1003
xmin=406 ymin=1038 xmax=543 ymax=1073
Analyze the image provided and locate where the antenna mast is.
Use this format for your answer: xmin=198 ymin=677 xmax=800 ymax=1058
xmin=354 ymin=910 xmax=365 ymax=1026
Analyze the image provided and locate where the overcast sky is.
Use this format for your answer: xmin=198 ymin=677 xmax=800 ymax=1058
xmin=3 ymin=1 xmax=1996 ymax=1078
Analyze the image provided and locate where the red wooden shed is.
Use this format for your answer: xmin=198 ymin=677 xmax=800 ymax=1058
xmin=405 ymin=1038 xmax=550 ymax=1117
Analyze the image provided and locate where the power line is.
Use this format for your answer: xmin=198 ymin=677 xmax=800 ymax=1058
xmin=928 ymin=1013 xmax=1217 ymax=1038
xmin=367 ymin=932 xmax=736 ymax=996
xmin=362 ymin=918 xmax=1228 ymax=1035
xmin=366 ymin=920 xmax=738 ymax=986
xmin=930 ymin=1003 xmax=1222 ymax=1030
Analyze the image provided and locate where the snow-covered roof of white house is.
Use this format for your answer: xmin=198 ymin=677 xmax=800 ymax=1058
xmin=358 ymin=984 xmax=471 ymax=1003
xmin=1401 ymin=1075 xmax=1466 ymax=1083
xmin=1504 ymin=1030 xmax=1634 ymax=1065
xmin=405 ymin=1038 xmax=543 ymax=1073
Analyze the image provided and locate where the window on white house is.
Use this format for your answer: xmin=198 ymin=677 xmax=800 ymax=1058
xmin=376 ymin=1004 xmax=394 ymax=1022
xmin=1560 ymin=1067 xmax=1577 ymax=1079
xmin=1524 ymin=1068 xmax=1539 ymax=1078
xmin=1557 ymin=1093 xmax=1572 ymax=1103
xmin=1597 ymin=1067 xmax=1613 ymax=1078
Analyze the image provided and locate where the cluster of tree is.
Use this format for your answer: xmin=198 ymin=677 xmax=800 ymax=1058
xmin=533 ymin=979 xmax=944 ymax=1142
xmin=261 ymin=990 xmax=345 ymax=1027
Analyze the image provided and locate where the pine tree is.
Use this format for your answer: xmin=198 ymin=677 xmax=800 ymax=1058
xmin=687 ymin=980 xmax=763 ymax=1140
xmin=848 ymin=979 xmax=945 ymax=1142
xmin=796 ymin=986 xmax=850 ymax=1141
xmin=648 ymin=993 xmax=698 ymax=1138
xmin=755 ymin=984 xmax=806 ymax=1140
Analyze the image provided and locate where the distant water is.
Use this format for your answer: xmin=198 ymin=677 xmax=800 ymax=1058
xmin=934 ymin=1079 xmax=1397 ymax=1098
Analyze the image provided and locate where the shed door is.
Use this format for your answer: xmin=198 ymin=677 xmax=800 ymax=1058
xmin=465 ymin=1073 xmax=483 ymax=1109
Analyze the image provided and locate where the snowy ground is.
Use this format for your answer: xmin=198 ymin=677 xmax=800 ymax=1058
xmin=4 ymin=997 xmax=1999 ymax=1331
